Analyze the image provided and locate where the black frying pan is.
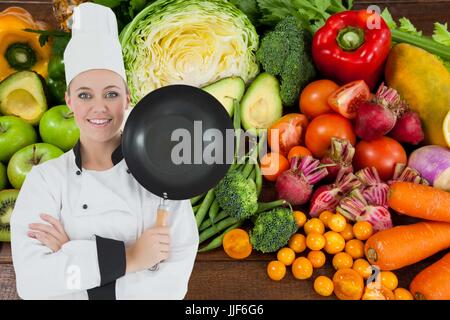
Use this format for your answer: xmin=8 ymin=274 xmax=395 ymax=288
xmin=122 ymin=84 xmax=233 ymax=201
xmin=122 ymin=85 xmax=233 ymax=270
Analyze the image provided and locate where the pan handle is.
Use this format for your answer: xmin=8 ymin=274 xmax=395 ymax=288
xmin=149 ymin=201 xmax=170 ymax=271
xmin=155 ymin=206 xmax=169 ymax=227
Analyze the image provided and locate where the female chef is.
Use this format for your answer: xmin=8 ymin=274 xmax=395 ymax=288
xmin=10 ymin=2 xmax=199 ymax=300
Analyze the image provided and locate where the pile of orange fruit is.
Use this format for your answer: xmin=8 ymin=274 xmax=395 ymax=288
xmin=266 ymin=210 xmax=414 ymax=300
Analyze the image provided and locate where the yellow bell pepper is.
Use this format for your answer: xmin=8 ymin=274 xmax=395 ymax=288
xmin=0 ymin=6 xmax=52 ymax=82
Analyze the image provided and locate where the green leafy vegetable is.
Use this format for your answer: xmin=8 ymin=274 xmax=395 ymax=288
xmin=257 ymin=0 xmax=305 ymax=28
xmin=399 ymin=17 xmax=422 ymax=36
xmin=229 ymin=0 xmax=261 ymax=27
xmin=94 ymin=0 xmax=156 ymax=32
xmin=433 ymin=22 xmax=450 ymax=46
xmin=256 ymin=0 xmax=352 ymax=34
xmin=93 ymin=0 xmax=125 ymax=8
xmin=380 ymin=8 xmax=397 ymax=30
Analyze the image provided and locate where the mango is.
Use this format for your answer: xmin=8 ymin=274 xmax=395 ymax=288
xmin=385 ymin=43 xmax=450 ymax=147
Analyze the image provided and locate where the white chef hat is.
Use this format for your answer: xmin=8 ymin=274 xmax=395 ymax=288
xmin=63 ymin=2 xmax=127 ymax=87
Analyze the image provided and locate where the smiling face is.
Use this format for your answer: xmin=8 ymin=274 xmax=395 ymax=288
xmin=65 ymin=69 xmax=130 ymax=144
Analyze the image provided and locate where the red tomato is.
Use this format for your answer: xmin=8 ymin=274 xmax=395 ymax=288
xmin=305 ymin=114 xmax=356 ymax=158
xmin=328 ymin=80 xmax=371 ymax=119
xmin=260 ymin=153 xmax=289 ymax=182
xmin=268 ymin=114 xmax=309 ymax=156
xmin=300 ymin=80 xmax=339 ymax=119
xmin=353 ymin=137 xmax=407 ymax=181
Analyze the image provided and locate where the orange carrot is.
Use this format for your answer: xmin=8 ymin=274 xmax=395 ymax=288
xmin=410 ymin=252 xmax=450 ymax=300
xmin=388 ymin=182 xmax=450 ymax=223
xmin=365 ymin=221 xmax=450 ymax=270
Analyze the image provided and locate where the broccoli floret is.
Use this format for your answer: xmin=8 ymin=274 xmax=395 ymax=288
xmin=250 ymin=207 xmax=298 ymax=253
xmin=256 ymin=16 xmax=316 ymax=106
xmin=255 ymin=31 xmax=289 ymax=75
xmin=215 ymin=170 xmax=258 ymax=220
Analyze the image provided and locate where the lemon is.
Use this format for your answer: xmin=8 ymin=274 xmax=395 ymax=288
xmin=443 ymin=110 xmax=450 ymax=148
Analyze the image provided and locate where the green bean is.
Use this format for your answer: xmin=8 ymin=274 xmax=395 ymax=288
xmin=255 ymin=163 xmax=262 ymax=197
xmin=197 ymin=221 xmax=243 ymax=253
xmin=241 ymin=151 xmax=256 ymax=179
xmin=199 ymin=220 xmax=209 ymax=232
xmin=195 ymin=189 xmax=215 ymax=227
xmin=249 ymin=167 xmax=256 ymax=181
xmin=192 ymin=204 xmax=201 ymax=213
xmin=233 ymin=99 xmax=242 ymax=162
xmin=190 ymin=193 xmax=205 ymax=205
xmin=200 ymin=210 xmax=228 ymax=231
xmin=242 ymin=130 xmax=267 ymax=179
xmin=236 ymin=129 xmax=260 ymax=166
xmin=208 ymin=199 xmax=219 ymax=226
xmin=256 ymin=199 xmax=287 ymax=214
xmin=199 ymin=216 xmax=240 ymax=243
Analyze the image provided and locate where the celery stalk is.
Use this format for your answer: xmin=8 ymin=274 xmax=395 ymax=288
xmin=391 ymin=29 xmax=450 ymax=60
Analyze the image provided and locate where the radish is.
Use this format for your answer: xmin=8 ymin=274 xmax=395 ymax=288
xmin=389 ymin=110 xmax=424 ymax=145
xmin=309 ymin=172 xmax=361 ymax=217
xmin=320 ymin=138 xmax=355 ymax=181
xmin=337 ymin=189 xmax=393 ymax=231
xmin=355 ymin=167 xmax=389 ymax=208
xmin=361 ymin=182 xmax=389 ymax=210
xmin=276 ymin=156 xmax=329 ymax=205
xmin=408 ymin=145 xmax=450 ymax=191
xmin=388 ymin=163 xmax=429 ymax=186
xmin=354 ymin=84 xmax=401 ymax=141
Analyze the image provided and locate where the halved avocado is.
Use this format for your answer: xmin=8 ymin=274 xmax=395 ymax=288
xmin=0 ymin=71 xmax=47 ymax=125
xmin=240 ymin=73 xmax=283 ymax=131
xmin=202 ymin=77 xmax=245 ymax=117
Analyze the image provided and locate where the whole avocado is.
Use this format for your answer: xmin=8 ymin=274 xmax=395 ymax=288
xmin=385 ymin=43 xmax=450 ymax=147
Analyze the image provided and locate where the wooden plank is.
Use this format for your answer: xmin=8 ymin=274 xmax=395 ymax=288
xmin=0 ymin=264 xmax=19 ymax=300
xmin=187 ymin=259 xmax=336 ymax=300
xmin=0 ymin=246 xmax=448 ymax=300
xmin=186 ymin=251 xmax=449 ymax=300
xmin=0 ymin=243 xmax=12 ymax=264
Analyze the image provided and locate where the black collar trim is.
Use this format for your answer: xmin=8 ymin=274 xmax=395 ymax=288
xmin=72 ymin=138 xmax=123 ymax=171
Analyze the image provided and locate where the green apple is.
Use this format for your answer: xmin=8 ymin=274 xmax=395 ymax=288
xmin=0 ymin=116 xmax=38 ymax=162
xmin=39 ymin=105 xmax=80 ymax=151
xmin=0 ymin=162 xmax=7 ymax=190
xmin=7 ymin=143 xmax=63 ymax=189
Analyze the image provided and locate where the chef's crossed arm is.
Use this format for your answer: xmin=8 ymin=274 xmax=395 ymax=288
xmin=10 ymin=166 xmax=109 ymax=299
xmin=114 ymin=199 xmax=199 ymax=300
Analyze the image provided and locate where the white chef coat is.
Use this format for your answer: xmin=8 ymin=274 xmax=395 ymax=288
xmin=10 ymin=140 xmax=199 ymax=300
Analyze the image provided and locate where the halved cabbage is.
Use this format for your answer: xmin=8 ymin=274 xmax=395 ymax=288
xmin=120 ymin=0 xmax=259 ymax=106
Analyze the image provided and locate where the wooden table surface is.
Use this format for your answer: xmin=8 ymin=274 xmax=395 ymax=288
xmin=0 ymin=0 xmax=449 ymax=300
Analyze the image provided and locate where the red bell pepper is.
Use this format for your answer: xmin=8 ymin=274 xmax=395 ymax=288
xmin=312 ymin=10 xmax=391 ymax=90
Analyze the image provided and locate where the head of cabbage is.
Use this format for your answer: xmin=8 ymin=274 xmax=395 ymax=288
xmin=119 ymin=0 xmax=259 ymax=106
